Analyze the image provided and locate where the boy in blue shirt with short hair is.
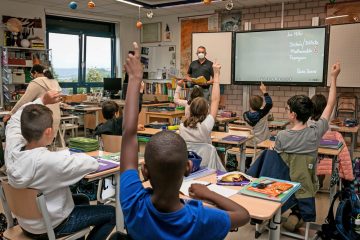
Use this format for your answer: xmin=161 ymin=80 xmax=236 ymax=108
xmin=120 ymin=42 xmax=250 ymax=240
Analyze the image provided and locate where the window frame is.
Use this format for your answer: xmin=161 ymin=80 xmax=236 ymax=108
xmin=46 ymin=16 xmax=116 ymax=94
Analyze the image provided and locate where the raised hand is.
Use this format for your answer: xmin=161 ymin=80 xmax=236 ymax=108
xmin=125 ymin=42 xmax=143 ymax=81
xmin=331 ymin=62 xmax=341 ymax=78
xmin=260 ymin=82 xmax=267 ymax=94
xmin=213 ymin=62 xmax=221 ymax=75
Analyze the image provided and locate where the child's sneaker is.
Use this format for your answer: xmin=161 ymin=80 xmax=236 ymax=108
xmin=282 ymin=214 xmax=304 ymax=232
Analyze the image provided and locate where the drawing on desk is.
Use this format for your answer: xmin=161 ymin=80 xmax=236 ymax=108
xmin=216 ymin=171 xmax=253 ymax=186
xmin=239 ymin=177 xmax=301 ymax=203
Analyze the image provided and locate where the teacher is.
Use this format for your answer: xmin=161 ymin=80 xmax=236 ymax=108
xmin=186 ymin=46 xmax=214 ymax=100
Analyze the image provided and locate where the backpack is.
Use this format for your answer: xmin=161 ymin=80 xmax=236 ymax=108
xmin=316 ymin=188 xmax=360 ymax=240
xmin=352 ymin=158 xmax=360 ymax=196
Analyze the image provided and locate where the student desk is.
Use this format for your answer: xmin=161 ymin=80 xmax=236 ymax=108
xmin=137 ymin=128 xmax=162 ymax=136
xmin=145 ymin=110 xmax=185 ymax=125
xmin=85 ymin=151 xmax=123 ymax=231
xmin=211 ymin=132 xmax=254 ymax=172
xmin=268 ymin=120 xmax=290 ymax=130
xmin=233 ymin=119 xmax=290 ymax=130
xmin=61 ymin=106 xmax=104 ymax=136
xmin=330 ymin=125 xmax=359 ymax=159
xmin=215 ymin=116 xmax=240 ymax=132
xmin=257 ymin=139 xmax=344 ymax=202
xmin=142 ymin=173 xmax=283 ymax=240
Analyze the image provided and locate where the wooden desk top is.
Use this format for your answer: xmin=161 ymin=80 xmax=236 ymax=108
xmin=330 ymin=125 xmax=359 ymax=133
xmin=138 ymin=128 xmax=162 ymax=136
xmin=145 ymin=110 xmax=185 ymax=116
xmin=143 ymin=173 xmax=281 ymax=220
xmin=216 ymin=116 xmax=240 ymax=124
xmin=268 ymin=120 xmax=290 ymax=128
xmin=84 ymin=151 xmax=145 ymax=179
xmin=0 ymin=111 xmax=10 ymax=116
xmin=138 ymin=129 xmax=254 ymax=146
xmin=62 ymin=106 xmax=102 ymax=112
xmin=257 ymin=139 xmax=344 ymax=156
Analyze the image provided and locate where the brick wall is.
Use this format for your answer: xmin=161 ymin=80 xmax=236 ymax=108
xmin=223 ymin=0 xmax=360 ymax=122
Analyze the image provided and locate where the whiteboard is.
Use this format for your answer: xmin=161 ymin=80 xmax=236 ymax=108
xmin=192 ymin=32 xmax=232 ymax=84
xmin=328 ymin=23 xmax=360 ymax=87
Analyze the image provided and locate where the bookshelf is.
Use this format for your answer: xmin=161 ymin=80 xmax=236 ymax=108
xmin=0 ymin=46 xmax=51 ymax=108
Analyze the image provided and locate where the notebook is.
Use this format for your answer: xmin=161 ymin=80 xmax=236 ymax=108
xmin=184 ymin=167 xmax=216 ymax=181
xmin=222 ymin=135 xmax=247 ymax=142
xmin=319 ymin=139 xmax=343 ymax=149
xmin=95 ymin=159 xmax=119 ymax=173
xmin=180 ymin=180 xmax=238 ymax=198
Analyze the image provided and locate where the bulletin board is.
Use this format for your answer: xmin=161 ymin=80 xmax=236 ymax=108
xmin=327 ymin=23 xmax=360 ymax=87
xmin=192 ymin=32 xmax=233 ymax=84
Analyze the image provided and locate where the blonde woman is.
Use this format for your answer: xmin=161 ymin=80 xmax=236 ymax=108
xmin=4 ymin=64 xmax=61 ymax=138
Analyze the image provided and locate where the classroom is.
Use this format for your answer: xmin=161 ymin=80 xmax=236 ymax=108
xmin=0 ymin=0 xmax=359 ymax=239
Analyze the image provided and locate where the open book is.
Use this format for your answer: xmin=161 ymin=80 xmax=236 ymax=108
xmin=191 ymin=76 xmax=207 ymax=85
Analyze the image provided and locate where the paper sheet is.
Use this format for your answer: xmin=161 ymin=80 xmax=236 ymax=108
xmin=180 ymin=180 xmax=238 ymax=198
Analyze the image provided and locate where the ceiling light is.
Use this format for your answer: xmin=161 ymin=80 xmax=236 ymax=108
xmin=325 ymin=15 xmax=349 ymax=20
xmin=225 ymin=0 xmax=233 ymax=11
xmin=115 ymin=0 xmax=143 ymax=8
xmin=161 ymin=0 xmax=222 ymax=9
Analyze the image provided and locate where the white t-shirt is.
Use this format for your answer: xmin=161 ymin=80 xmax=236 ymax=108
xmin=179 ymin=115 xmax=215 ymax=144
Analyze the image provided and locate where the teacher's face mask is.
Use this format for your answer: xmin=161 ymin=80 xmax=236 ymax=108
xmin=197 ymin=52 xmax=205 ymax=59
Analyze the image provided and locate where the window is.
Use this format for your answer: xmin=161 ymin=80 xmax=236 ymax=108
xmin=49 ymin=33 xmax=79 ymax=83
xmin=46 ymin=16 xmax=115 ymax=94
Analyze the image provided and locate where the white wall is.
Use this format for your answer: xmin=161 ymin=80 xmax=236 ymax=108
xmin=142 ymin=10 xmax=214 ymax=75
xmin=0 ymin=0 xmax=46 ymax=46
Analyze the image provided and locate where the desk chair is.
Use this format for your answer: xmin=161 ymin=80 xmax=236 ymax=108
xmin=186 ymin=142 xmax=226 ymax=171
xmin=57 ymin=115 xmax=79 ymax=148
xmin=0 ymin=181 xmax=90 ymax=240
xmin=225 ymin=126 xmax=259 ymax=169
xmin=101 ymin=134 xmax=122 ymax=153
xmin=248 ymin=150 xmax=317 ymax=240
xmin=335 ymin=94 xmax=358 ymax=119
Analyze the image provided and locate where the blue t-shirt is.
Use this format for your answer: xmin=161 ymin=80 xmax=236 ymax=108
xmin=120 ymin=169 xmax=231 ymax=240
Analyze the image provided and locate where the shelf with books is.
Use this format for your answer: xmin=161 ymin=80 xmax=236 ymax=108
xmin=0 ymin=46 xmax=52 ymax=108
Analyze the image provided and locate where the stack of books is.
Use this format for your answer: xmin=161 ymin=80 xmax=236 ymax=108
xmin=30 ymin=40 xmax=45 ymax=49
xmin=319 ymin=139 xmax=343 ymax=149
xmin=69 ymin=137 xmax=99 ymax=152
xmin=239 ymin=177 xmax=301 ymax=203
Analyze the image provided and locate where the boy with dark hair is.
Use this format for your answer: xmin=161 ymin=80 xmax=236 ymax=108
xmin=94 ymin=83 xmax=144 ymax=136
xmin=243 ymin=82 xmax=273 ymax=144
xmin=274 ymin=63 xmax=341 ymax=231
xmin=5 ymin=91 xmax=115 ymax=239
xmin=120 ymin=42 xmax=250 ymax=240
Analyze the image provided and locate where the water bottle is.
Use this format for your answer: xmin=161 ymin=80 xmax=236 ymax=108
xmin=355 ymin=213 xmax=360 ymax=234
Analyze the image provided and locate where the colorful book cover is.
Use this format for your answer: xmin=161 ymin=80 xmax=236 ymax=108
xmin=319 ymin=139 xmax=343 ymax=149
xmin=239 ymin=177 xmax=301 ymax=203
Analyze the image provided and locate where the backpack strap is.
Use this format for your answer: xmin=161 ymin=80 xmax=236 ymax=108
xmin=326 ymin=191 xmax=342 ymax=225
